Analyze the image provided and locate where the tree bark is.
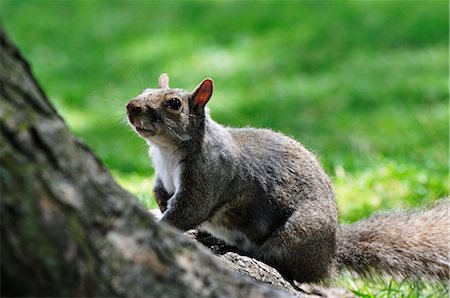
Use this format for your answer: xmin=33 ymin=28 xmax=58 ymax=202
xmin=0 ymin=28 xmax=309 ymax=298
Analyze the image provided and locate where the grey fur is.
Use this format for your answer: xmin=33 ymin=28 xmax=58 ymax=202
xmin=336 ymin=200 xmax=449 ymax=280
xmin=126 ymin=74 xmax=449 ymax=283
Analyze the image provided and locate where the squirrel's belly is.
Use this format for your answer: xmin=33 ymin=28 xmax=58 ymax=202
xmin=200 ymin=221 xmax=258 ymax=253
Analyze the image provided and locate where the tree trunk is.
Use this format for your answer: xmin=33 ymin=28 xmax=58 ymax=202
xmin=1 ymin=27 xmax=348 ymax=298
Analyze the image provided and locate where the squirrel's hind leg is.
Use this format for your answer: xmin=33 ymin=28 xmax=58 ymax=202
xmin=256 ymin=208 xmax=337 ymax=283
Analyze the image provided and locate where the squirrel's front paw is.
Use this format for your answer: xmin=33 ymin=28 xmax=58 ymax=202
xmin=153 ymin=187 xmax=172 ymax=213
xmin=194 ymin=231 xmax=241 ymax=255
xmin=155 ymin=197 xmax=168 ymax=213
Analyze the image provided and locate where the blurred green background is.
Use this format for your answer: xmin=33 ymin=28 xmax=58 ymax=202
xmin=1 ymin=1 xmax=447 ymax=221
xmin=1 ymin=1 xmax=448 ymax=296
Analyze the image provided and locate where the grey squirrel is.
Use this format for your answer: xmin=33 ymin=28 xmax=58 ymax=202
xmin=126 ymin=73 xmax=449 ymax=283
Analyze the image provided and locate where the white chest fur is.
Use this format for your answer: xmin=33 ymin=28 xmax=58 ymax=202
xmin=149 ymin=145 xmax=181 ymax=195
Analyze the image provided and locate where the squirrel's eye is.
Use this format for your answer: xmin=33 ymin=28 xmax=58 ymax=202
xmin=167 ymin=98 xmax=182 ymax=110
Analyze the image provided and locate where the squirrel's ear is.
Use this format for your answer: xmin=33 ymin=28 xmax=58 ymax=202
xmin=192 ymin=78 xmax=213 ymax=110
xmin=158 ymin=73 xmax=170 ymax=89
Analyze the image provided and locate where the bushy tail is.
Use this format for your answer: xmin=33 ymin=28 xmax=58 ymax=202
xmin=336 ymin=199 xmax=449 ymax=280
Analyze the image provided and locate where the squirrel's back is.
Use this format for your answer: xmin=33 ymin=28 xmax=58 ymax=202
xmin=226 ymin=127 xmax=336 ymax=213
xmin=222 ymin=126 xmax=338 ymax=281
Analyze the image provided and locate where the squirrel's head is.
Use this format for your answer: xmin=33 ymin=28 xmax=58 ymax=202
xmin=126 ymin=73 xmax=213 ymax=148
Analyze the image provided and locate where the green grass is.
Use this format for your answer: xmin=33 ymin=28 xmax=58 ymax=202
xmin=337 ymin=272 xmax=448 ymax=298
xmin=1 ymin=1 xmax=448 ymax=296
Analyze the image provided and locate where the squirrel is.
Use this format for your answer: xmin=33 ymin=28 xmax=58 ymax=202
xmin=125 ymin=73 xmax=449 ymax=283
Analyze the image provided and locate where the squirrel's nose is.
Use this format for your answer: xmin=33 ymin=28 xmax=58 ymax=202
xmin=126 ymin=101 xmax=143 ymax=117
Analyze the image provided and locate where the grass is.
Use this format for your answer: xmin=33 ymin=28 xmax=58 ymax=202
xmin=337 ymin=272 xmax=448 ymax=298
xmin=1 ymin=1 xmax=448 ymax=296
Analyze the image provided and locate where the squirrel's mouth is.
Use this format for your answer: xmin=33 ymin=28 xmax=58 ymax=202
xmin=134 ymin=125 xmax=157 ymax=137
xmin=127 ymin=113 xmax=157 ymax=137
